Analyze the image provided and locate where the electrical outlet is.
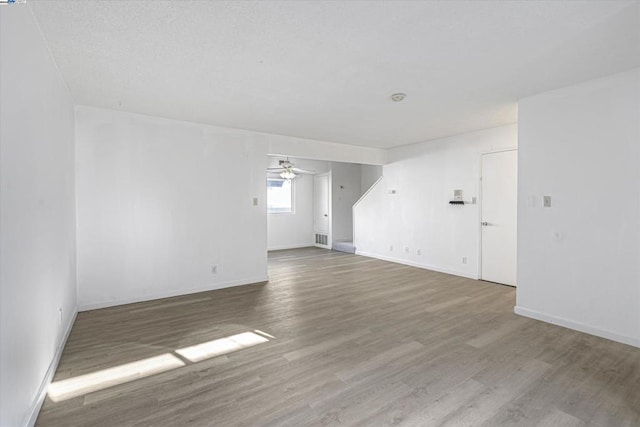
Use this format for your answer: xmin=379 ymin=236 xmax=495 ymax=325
xmin=417 ymin=249 xmax=421 ymax=255
xmin=211 ymin=265 xmax=217 ymax=274
xmin=471 ymin=197 xmax=477 ymax=204
xmin=389 ymin=245 xmax=393 ymax=252
xmin=462 ymin=257 xmax=467 ymax=264
xmin=543 ymin=196 xmax=552 ymax=208
xmin=252 ymin=197 xmax=258 ymax=206
xmin=404 ymin=247 xmax=409 ymax=253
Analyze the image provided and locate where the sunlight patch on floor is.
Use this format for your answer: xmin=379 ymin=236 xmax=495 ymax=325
xmin=48 ymin=353 xmax=185 ymax=402
xmin=175 ymin=331 xmax=269 ymax=363
xmin=48 ymin=331 xmax=273 ymax=402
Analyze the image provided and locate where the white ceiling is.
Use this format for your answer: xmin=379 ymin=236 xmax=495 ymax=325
xmin=30 ymin=0 xmax=640 ymax=148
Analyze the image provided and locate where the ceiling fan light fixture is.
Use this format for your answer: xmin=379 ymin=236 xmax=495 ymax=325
xmin=280 ymin=169 xmax=296 ymax=180
xmin=267 ymin=157 xmax=313 ymax=179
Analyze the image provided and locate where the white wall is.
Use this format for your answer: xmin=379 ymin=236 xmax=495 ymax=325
xmin=76 ymin=106 xmax=270 ymax=309
xmin=0 ymin=6 xmax=77 ymax=426
xmin=331 ymin=162 xmax=362 ymax=242
xmin=361 ymin=164 xmax=383 ymax=194
xmin=516 ymin=68 xmax=640 ymax=347
xmin=267 ymin=157 xmax=329 ymax=250
xmin=354 ymin=125 xmax=517 ymax=278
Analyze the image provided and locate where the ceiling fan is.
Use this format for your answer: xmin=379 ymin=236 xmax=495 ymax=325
xmin=267 ymin=158 xmax=315 ymax=180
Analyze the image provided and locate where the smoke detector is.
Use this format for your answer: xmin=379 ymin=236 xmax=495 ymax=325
xmin=391 ymin=93 xmax=407 ymax=102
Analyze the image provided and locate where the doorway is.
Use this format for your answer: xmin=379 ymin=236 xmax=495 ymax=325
xmin=481 ymin=149 xmax=517 ymax=286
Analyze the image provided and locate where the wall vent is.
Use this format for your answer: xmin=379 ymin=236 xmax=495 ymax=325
xmin=315 ymin=233 xmax=328 ymax=245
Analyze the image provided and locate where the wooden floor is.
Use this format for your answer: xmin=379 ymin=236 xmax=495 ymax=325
xmin=37 ymin=248 xmax=640 ymax=426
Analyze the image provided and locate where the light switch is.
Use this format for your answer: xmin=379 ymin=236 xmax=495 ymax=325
xmin=253 ymin=197 xmax=258 ymax=206
xmin=543 ymin=196 xmax=551 ymax=208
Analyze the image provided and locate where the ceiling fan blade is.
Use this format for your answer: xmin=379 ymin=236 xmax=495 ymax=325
xmin=267 ymin=161 xmax=315 ymax=177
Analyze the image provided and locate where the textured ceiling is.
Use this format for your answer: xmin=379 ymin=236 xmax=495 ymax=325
xmin=30 ymin=0 xmax=640 ymax=148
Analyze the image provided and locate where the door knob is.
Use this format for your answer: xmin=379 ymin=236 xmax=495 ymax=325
xmin=482 ymin=221 xmax=489 ymax=226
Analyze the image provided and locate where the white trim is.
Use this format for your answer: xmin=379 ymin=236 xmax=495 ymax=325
xmin=480 ymin=146 xmax=518 ymax=156
xmin=268 ymin=244 xmax=314 ymax=251
xmin=355 ymin=250 xmax=479 ymax=280
xmin=26 ymin=308 xmax=78 ymax=427
xmin=514 ymin=306 xmax=640 ymax=349
xmin=79 ymin=276 xmax=269 ymax=311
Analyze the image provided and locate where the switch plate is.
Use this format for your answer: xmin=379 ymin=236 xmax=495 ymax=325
xmin=543 ymin=196 xmax=551 ymax=208
xmin=253 ymin=197 xmax=258 ymax=206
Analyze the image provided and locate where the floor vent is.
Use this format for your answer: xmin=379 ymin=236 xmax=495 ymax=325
xmin=315 ymin=233 xmax=328 ymax=245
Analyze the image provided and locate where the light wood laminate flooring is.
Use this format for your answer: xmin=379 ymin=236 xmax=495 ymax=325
xmin=37 ymin=248 xmax=640 ymax=426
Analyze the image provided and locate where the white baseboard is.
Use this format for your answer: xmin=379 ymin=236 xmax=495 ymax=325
xmin=26 ymin=308 xmax=78 ymax=427
xmin=268 ymin=244 xmax=314 ymax=251
xmin=78 ymin=275 xmax=269 ymax=311
xmin=514 ymin=306 xmax=640 ymax=348
xmin=355 ymin=250 xmax=478 ymax=280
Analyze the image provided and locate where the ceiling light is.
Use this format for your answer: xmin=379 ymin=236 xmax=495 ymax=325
xmin=280 ymin=168 xmax=296 ymax=180
xmin=391 ymin=93 xmax=407 ymax=102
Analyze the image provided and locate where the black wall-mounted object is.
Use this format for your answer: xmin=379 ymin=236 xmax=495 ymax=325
xmin=449 ymin=200 xmax=465 ymax=205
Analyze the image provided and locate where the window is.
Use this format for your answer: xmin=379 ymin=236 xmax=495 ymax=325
xmin=267 ymin=179 xmax=293 ymax=214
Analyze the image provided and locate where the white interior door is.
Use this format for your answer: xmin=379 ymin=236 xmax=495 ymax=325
xmin=481 ymin=150 xmax=517 ymax=286
xmin=313 ymin=173 xmax=330 ymax=248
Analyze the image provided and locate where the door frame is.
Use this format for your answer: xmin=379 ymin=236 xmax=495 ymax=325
xmin=477 ymin=147 xmax=518 ymax=282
